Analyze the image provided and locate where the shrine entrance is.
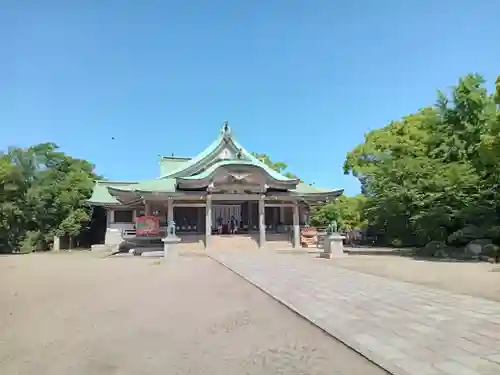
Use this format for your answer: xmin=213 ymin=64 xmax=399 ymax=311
xmin=212 ymin=204 xmax=241 ymax=234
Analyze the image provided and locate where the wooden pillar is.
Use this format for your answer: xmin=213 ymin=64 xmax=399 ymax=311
xmin=259 ymin=195 xmax=266 ymax=248
xmin=205 ymin=195 xmax=212 ymax=250
xmin=197 ymin=206 xmax=203 ymax=232
xmin=144 ymin=200 xmax=150 ymax=216
xmin=279 ymin=206 xmax=285 ymax=224
xmin=293 ymin=201 xmax=300 ymax=248
xmin=248 ymin=201 xmax=253 ymax=230
xmin=167 ymin=198 xmax=174 ymax=224
xmin=107 ymin=209 xmax=114 ymax=225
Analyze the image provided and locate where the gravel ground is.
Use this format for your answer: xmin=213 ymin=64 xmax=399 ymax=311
xmin=322 ymin=254 xmax=500 ymax=301
xmin=0 ymin=252 xmax=386 ymax=375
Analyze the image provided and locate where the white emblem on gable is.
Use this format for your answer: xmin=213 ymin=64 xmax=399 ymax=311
xmin=218 ymin=148 xmax=233 ymax=160
xmin=230 ymin=172 xmax=250 ymax=181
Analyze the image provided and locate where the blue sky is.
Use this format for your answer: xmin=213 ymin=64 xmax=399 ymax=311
xmin=1 ymin=1 xmax=499 ymax=195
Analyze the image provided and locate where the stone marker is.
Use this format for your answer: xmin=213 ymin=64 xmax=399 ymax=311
xmin=53 ymin=236 xmax=60 ymax=252
xmin=320 ymin=233 xmax=346 ymax=259
xmin=163 ymin=220 xmax=181 ymax=261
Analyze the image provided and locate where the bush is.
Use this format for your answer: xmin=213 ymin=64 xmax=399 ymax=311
xmin=391 ymin=238 xmax=403 ymax=247
xmin=481 ymin=243 xmax=500 ymax=258
xmin=416 ymin=241 xmax=446 ymax=257
xmin=447 ymin=225 xmax=486 ymax=246
xmin=485 ymin=226 xmax=500 ymax=243
xmin=19 ymin=231 xmax=44 ymax=253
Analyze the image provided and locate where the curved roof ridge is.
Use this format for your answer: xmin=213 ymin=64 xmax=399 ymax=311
xmin=157 ymin=122 xmax=301 ymax=183
xmin=160 ymin=155 xmax=192 ymax=160
xmin=157 ymin=130 xmax=225 ymax=178
xmin=230 ymin=137 xmax=297 ymax=182
xmin=177 ymin=159 xmax=298 ymax=184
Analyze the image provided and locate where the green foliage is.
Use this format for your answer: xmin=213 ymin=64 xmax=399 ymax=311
xmin=390 ymin=238 xmax=403 ymax=248
xmin=447 ymin=225 xmax=486 ymax=246
xmin=309 ymin=202 xmax=342 ymax=228
xmin=309 ymin=195 xmax=367 ymax=230
xmin=481 ymin=243 xmax=499 ymax=258
xmin=0 ymin=143 xmax=97 ymax=252
xmin=336 ymin=195 xmax=367 ymax=229
xmin=19 ymin=231 xmax=44 ymax=253
xmin=485 ymin=226 xmax=500 ymax=243
xmin=344 ymin=73 xmax=500 ymax=247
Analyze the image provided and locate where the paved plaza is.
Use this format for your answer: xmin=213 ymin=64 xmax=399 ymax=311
xmin=211 ymin=251 xmax=500 ymax=375
xmin=0 ymin=253 xmax=386 ymax=375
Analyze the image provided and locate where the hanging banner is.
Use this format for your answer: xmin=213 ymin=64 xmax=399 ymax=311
xmin=135 ymin=216 xmax=160 ymax=236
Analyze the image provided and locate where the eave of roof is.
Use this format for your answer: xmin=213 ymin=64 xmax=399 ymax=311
xmin=291 ymin=183 xmax=344 ymax=199
xmin=107 ymin=178 xmax=177 ymax=194
xmin=178 ymin=159 xmax=299 ymax=185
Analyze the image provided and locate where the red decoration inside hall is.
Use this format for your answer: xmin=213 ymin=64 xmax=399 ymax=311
xmin=136 ymin=216 xmax=160 ymax=236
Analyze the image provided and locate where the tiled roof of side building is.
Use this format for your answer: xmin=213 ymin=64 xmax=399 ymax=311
xmin=291 ymin=182 xmax=344 ymax=196
xmin=87 ymin=180 xmax=139 ymax=205
xmin=107 ymin=178 xmax=177 ymax=193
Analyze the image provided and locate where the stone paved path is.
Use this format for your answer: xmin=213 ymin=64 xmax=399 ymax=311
xmin=210 ymin=252 xmax=500 ymax=375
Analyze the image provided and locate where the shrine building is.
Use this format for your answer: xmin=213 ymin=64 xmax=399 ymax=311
xmin=88 ymin=123 xmax=343 ymax=250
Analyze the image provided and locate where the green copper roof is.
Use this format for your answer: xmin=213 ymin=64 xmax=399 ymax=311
xmin=291 ymin=182 xmax=343 ymax=196
xmin=159 ymin=124 xmax=298 ymax=183
xmin=178 ymin=159 xmax=298 ymax=184
xmin=87 ymin=123 xmax=342 ymax=205
xmin=87 ymin=181 xmax=138 ymax=205
xmin=88 ymin=179 xmax=342 ymax=204
xmin=159 ymin=132 xmax=224 ymax=178
xmin=159 ymin=156 xmax=191 ymax=176
xmin=230 ymin=138 xmax=298 ymax=182
xmin=108 ymin=178 xmax=177 ymax=193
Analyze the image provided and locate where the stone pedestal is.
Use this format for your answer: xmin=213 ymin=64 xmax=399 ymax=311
xmin=320 ymin=234 xmax=346 ymax=259
xmin=162 ymin=236 xmax=181 ymax=261
xmin=53 ymin=236 xmax=60 ymax=252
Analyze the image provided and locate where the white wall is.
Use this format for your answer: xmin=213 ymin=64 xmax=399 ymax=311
xmin=108 ymin=223 xmax=135 ymax=230
xmin=105 ymin=208 xmax=137 ymax=245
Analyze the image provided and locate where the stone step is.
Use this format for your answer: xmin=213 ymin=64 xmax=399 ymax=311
xmin=265 ymin=241 xmax=294 ymax=250
xmin=91 ymin=244 xmax=117 ymax=253
xmin=211 ymin=235 xmax=259 ymax=250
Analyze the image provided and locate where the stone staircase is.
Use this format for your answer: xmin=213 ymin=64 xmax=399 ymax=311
xmin=265 ymin=233 xmax=294 ymax=250
xmin=208 ymin=234 xmax=295 ymax=250
xmin=176 ymin=234 xmax=205 ymax=252
xmin=90 ymin=244 xmax=118 ymax=253
xmin=95 ymin=233 xmax=297 ymax=255
xmin=210 ymin=234 xmax=260 ymax=250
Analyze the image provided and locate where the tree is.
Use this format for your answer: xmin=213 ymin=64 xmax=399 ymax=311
xmin=0 ymin=143 xmax=97 ymax=252
xmin=309 ymin=195 xmax=367 ymax=230
xmin=336 ymin=195 xmax=367 ymax=229
xmin=309 ymin=202 xmax=342 ymax=228
xmin=344 ymin=74 xmax=500 ymax=247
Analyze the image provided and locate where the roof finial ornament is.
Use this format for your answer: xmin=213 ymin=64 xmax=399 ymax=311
xmin=223 ymin=120 xmax=229 ymax=133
